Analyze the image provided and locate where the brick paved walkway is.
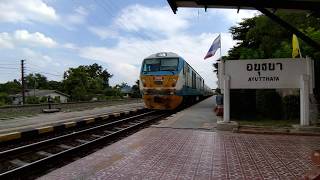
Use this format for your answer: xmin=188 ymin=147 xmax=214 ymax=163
xmin=39 ymin=128 xmax=320 ymax=180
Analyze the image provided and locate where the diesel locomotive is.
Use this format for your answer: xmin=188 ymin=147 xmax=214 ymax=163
xmin=139 ymin=52 xmax=212 ymax=110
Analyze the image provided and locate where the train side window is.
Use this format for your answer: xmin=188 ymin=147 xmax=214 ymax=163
xmin=192 ymin=71 xmax=196 ymax=89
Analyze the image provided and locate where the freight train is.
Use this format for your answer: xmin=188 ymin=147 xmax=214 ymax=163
xmin=139 ymin=52 xmax=212 ymax=110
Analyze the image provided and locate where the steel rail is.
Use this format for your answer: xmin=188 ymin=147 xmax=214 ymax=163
xmin=0 ymin=111 xmax=168 ymax=179
xmin=0 ymin=111 xmax=155 ymax=159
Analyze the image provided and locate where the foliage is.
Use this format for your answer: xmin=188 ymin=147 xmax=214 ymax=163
xmin=62 ymin=63 xmax=113 ymax=101
xmin=230 ymin=89 xmax=256 ymax=119
xmin=0 ymin=92 xmax=11 ymax=106
xmin=131 ymin=80 xmax=141 ymax=98
xmin=227 ymin=11 xmax=320 ymax=60
xmin=0 ymin=80 xmax=21 ymax=94
xmin=0 ymin=63 xmax=127 ymax=103
xmin=223 ymin=11 xmax=320 ymax=120
xmin=104 ymin=87 xmax=123 ymax=98
xmin=255 ymin=90 xmax=282 ymax=120
xmin=48 ymin=80 xmax=62 ymax=91
xmin=25 ymin=73 xmax=49 ymax=90
xmin=26 ymin=96 xmax=40 ymax=104
xmin=282 ymin=95 xmax=300 ymax=120
xmin=40 ymin=96 xmax=48 ymax=103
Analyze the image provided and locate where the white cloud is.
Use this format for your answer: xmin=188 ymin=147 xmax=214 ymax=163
xmin=21 ymin=48 xmax=64 ymax=81
xmin=66 ymin=6 xmax=88 ymax=25
xmin=0 ymin=30 xmax=57 ymax=49
xmin=115 ymin=4 xmax=192 ymax=37
xmin=0 ymin=0 xmax=59 ymax=23
xmin=82 ymin=4 xmax=241 ymax=87
xmin=14 ymin=30 xmax=57 ymax=48
xmin=58 ymin=6 xmax=90 ymax=31
xmin=22 ymin=48 xmax=53 ymax=65
xmin=62 ymin=43 xmax=78 ymax=50
xmin=75 ymin=6 xmax=88 ymax=16
xmin=79 ymin=32 xmax=236 ymax=88
xmin=0 ymin=32 xmax=14 ymax=48
xmin=88 ymin=27 xmax=118 ymax=39
xmin=209 ymin=9 xmax=259 ymax=24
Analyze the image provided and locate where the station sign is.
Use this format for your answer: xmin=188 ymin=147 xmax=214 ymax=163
xmin=218 ymin=58 xmax=314 ymax=126
xmin=223 ymin=58 xmax=313 ymax=89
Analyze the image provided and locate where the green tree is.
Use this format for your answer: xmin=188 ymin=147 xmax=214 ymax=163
xmin=25 ymin=73 xmax=49 ymax=90
xmin=48 ymin=80 xmax=62 ymax=91
xmin=62 ymin=63 xmax=113 ymax=101
xmin=26 ymin=96 xmax=40 ymax=104
xmin=0 ymin=92 xmax=11 ymax=106
xmin=0 ymin=80 xmax=21 ymax=94
xmin=131 ymin=80 xmax=141 ymax=98
xmin=226 ymin=11 xmax=320 ymax=60
xmin=222 ymin=11 xmax=320 ymax=119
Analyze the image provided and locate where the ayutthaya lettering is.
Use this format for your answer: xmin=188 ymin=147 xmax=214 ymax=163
xmin=248 ymin=76 xmax=280 ymax=82
xmin=246 ymin=62 xmax=283 ymax=72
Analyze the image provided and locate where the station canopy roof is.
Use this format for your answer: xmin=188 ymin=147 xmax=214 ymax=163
xmin=168 ymin=0 xmax=320 ymax=13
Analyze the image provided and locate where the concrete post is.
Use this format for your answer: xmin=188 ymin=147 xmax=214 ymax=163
xmin=300 ymin=74 xmax=310 ymax=126
xmin=223 ymin=75 xmax=230 ymax=123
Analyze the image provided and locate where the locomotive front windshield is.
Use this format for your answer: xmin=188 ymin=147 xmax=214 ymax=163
xmin=143 ymin=58 xmax=178 ymax=72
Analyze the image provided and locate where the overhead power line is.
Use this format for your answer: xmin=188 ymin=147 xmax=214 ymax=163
xmin=0 ymin=67 xmax=20 ymax=70
xmin=26 ymin=65 xmax=62 ymax=76
xmin=25 ymin=69 xmax=62 ymax=77
xmin=0 ymin=63 xmax=20 ymax=66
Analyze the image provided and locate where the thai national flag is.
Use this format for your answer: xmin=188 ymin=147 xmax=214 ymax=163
xmin=204 ymin=35 xmax=221 ymax=60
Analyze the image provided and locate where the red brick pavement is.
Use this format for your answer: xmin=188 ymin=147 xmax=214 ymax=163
xmin=39 ymin=128 xmax=320 ymax=180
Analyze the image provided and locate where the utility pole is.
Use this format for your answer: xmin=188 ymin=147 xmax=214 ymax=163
xmin=21 ymin=60 xmax=25 ymax=105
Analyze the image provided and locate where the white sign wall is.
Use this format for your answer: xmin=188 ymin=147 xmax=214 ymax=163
xmin=218 ymin=58 xmax=314 ymax=126
xmin=224 ymin=59 xmax=312 ymax=89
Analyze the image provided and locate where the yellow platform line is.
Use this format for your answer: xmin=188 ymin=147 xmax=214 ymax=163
xmin=64 ymin=121 xmax=76 ymax=128
xmin=124 ymin=111 xmax=130 ymax=115
xmin=101 ymin=115 xmax=109 ymax=120
xmin=0 ymin=132 xmax=21 ymax=142
xmin=84 ymin=117 xmax=95 ymax=124
xmin=37 ymin=126 xmax=54 ymax=134
xmin=113 ymin=113 xmax=120 ymax=117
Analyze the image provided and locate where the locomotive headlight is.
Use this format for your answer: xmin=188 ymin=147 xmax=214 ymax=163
xmin=169 ymin=91 xmax=174 ymax=95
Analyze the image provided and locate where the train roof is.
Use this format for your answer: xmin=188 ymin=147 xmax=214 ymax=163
xmin=144 ymin=52 xmax=180 ymax=59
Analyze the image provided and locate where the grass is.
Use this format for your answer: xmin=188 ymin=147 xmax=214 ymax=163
xmin=236 ymin=119 xmax=299 ymax=127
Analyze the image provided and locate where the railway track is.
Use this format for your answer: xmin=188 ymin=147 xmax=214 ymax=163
xmin=0 ymin=110 xmax=172 ymax=179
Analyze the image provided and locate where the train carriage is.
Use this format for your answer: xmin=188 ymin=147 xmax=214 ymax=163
xmin=139 ymin=52 xmax=212 ymax=110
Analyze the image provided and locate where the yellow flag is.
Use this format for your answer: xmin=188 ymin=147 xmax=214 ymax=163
xmin=292 ymin=34 xmax=301 ymax=58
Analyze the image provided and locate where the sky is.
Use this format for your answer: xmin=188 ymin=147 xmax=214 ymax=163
xmin=0 ymin=0 xmax=259 ymax=88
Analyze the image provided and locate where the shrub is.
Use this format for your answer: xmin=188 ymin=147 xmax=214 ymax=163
xmin=230 ymin=89 xmax=256 ymax=119
xmin=282 ymin=95 xmax=300 ymax=120
xmin=0 ymin=92 xmax=11 ymax=105
xmin=26 ymin=96 xmax=40 ymax=104
xmin=256 ymin=90 xmax=282 ymax=119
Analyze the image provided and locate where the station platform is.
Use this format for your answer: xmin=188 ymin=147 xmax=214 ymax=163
xmin=38 ymin=96 xmax=320 ymax=179
xmin=0 ymin=102 xmax=144 ymax=136
xmin=152 ymin=96 xmax=218 ymax=130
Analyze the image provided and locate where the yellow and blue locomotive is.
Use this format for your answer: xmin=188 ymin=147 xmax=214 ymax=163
xmin=139 ymin=52 xmax=212 ymax=110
